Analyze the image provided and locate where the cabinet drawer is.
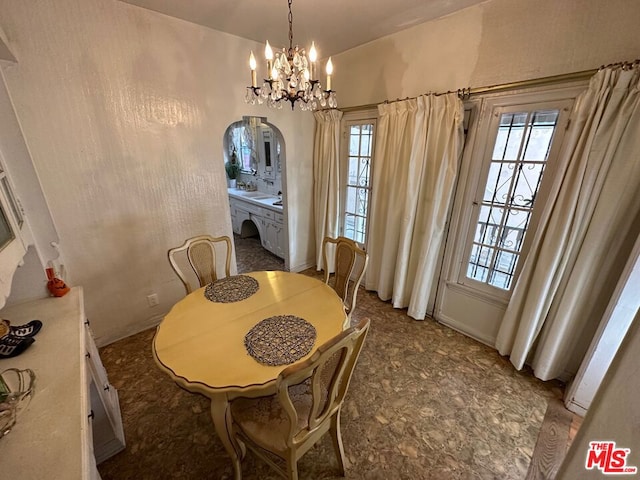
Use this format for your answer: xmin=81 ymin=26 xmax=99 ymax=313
xmin=263 ymin=209 xmax=283 ymax=223
xmin=234 ymin=200 xmax=262 ymax=216
xmin=263 ymin=209 xmax=275 ymax=220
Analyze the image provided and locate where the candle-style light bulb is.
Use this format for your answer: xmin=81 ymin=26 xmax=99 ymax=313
xmin=265 ymin=40 xmax=273 ymax=60
xmin=308 ymin=41 xmax=317 ymax=80
xmin=325 ymin=57 xmax=333 ymax=91
xmin=249 ymin=51 xmax=257 ymax=87
xmin=265 ymin=41 xmax=274 ymax=80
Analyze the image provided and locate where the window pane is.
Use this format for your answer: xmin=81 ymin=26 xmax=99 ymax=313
xmin=357 ymin=158 xmax=370 ymax=187
xmin=0 ymin=203 xmax=15 ymax=250
xmin=348 ymin=157 xmax=359 ymax=185
xmin=360 ymin=130 xmax=372 ymax=156
xmin=512 ymin=163 xmax=545 ymax=207
xmin=354 ymin=216 xmax=366 ymax=244
xmin=483 ymin=162 xmax=515 ymax=205
xmin=345 ymin=186 xmax=357 ymax=213
xmin=1 ymin=178 xmax=22 ymax=227
xmin=349 ymin=126 xmax=361 ymax=156
xmin=355 ymin=187 xmax=368 ymax=215
xmin=344 ymin=214 xmax=355 ymax=239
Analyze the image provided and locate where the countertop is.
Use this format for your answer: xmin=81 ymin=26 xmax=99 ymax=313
xmin=0 ymin=287 xmax=94 ymax=479
xmin=227 ymin=188 xmax=283 ymax=212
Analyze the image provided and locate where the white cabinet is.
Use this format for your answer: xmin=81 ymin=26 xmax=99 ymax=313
xmin=262 ymin=209 xmax=285 ymax=258
xmin=228 ymin=194 xmax=285 ymax=259
xmin=0 ymin=287 xmax=125 ymax=479
xmin=85 ymin=324 xmax=126 ymax=463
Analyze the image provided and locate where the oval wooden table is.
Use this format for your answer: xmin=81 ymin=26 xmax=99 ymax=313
xmin=153 ymin=270 xmax=347 ymax=479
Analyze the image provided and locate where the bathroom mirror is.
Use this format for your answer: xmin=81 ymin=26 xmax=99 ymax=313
xmin=223 ymin=116 xmax=284 ymax=178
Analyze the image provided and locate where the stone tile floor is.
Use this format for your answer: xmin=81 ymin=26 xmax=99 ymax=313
xmin=98 ymin=236 xmax=563 ymax=479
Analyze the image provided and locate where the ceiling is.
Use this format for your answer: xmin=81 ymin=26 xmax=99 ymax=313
xmin=120 ymin=0 xmax=487 ymax=58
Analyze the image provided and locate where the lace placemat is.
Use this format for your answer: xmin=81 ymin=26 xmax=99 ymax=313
xmin=204 ymin=275 xmax=259 ymax=303
xmin=244 ymin=315 xmax=317 ymax=366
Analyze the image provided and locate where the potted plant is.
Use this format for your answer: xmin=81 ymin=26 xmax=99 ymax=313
xmin=225 ymin=146 xmax=240 ymax=188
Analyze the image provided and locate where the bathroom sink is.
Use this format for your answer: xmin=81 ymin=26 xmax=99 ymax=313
xmin=241 ymin=191 xmax=272 ymax=199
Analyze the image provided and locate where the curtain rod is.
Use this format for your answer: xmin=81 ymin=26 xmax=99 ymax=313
xmin=338 ymin=59 xmax=639 ymax=113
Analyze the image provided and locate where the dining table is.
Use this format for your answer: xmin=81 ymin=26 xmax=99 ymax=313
xmin=153 ymin=270 xmax=347 ymax=479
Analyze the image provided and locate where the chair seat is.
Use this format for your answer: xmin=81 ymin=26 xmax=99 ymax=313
xmin=232 ymin=382 xmax=316 ymax=454
xmin=230 ymin=318 xmax=370 ymax=480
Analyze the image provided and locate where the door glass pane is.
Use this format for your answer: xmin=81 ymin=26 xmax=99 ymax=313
xmin=343 ymin=121 xmax=374 ymax=244
xmin=345 ymin=186 xmax=357 ymax=213
xmin=466 ymin=109 xmax=559 ymax=290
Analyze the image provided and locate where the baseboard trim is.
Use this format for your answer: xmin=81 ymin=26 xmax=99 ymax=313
xmin=290 ymin=261 xmax=315 ymax=273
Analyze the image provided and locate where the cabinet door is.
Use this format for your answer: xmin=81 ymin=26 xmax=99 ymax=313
xmin=263 ymin=218 xmax=284 ymax=258
xmin=231 ymin=213 xmax=240 ymax=235
xmin=85 ymin=325 xmax=126 ymax=463
xmin=275 ymin=221 xmax=286 ymax=258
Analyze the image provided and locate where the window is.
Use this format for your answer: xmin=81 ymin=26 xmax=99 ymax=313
xmin=1 ymin=177 xmax=22 ymax=229
xmin=460 ymin=98 xmax=574 ymax=294
xmin=342 ymin=119 xmax=375 ymax=244
xmin=466 ymin=110 xmax=559 ymax=290
xmin=0 ymin=163 xmax=18 ymax=250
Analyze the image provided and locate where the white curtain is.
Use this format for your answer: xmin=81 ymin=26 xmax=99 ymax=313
xmin=366 ymin=94 xmax=464 ymax=319
xmin=313 ymin=109 xmax=343 ymax=270
xmin=496 ymin=66 xmax=640 ymax=381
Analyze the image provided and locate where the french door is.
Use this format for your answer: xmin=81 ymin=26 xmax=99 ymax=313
xmin=435 ymin=86 xmax=584 ymax=346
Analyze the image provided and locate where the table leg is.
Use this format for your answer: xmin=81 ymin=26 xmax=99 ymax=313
xmin=210 ymin=394 xmax=243 ymax=480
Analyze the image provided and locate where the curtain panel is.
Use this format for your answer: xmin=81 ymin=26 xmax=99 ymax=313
xmin=496 ymin=66 xmax=640 ymax=381
xmin=312 ymin=109 xmax=343 ymax=271
xmin=366 ymin=94 xmax=464 ymax=320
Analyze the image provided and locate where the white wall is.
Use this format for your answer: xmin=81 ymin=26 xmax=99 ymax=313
xmin=0 ymin=64 xmax=60 ymax=302
xmin=333 ymin=0 xmax=640 ymax=107
xmin=566 ymin=234 xmax=640 ymax=414
xmin=557 ymin=309 xmax=640 ymax=479
xmin=0 ymin=0 xmax=314 ymax=344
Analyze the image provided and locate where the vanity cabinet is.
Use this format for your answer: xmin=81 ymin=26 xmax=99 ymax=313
xmin=262 ymin=209 xmax=285 ymax=258
xmin=228 ymin=194 xmax=285 ymax=259
xmin=0 ymin=287 xmax=125 ymax=479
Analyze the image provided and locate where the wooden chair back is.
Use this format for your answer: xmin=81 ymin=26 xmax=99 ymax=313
xmin=322 ymin=236 xmax=369 ymax=317
xmin=168 ymin=235 xmax=232 ymax=294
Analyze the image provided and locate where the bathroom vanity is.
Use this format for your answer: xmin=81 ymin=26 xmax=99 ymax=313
xmin=228 ymin=188 xmax=285 ymax=259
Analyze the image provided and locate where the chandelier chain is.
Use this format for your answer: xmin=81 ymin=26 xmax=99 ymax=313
xmin=288 ymin=0 xmax=294 ymax=52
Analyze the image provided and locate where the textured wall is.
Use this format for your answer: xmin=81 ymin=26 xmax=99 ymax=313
xmin=0 ymin=0 xmax=314 ymax=344
xmin=333 ymin=0 xmax=640 ymax=107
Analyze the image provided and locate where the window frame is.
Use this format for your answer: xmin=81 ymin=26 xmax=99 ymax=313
xmin=446 ymin=86 xmax=585 ymax=302
xmin=339 ymin=109 xmax=377 ymax=247
xmin=459 ymin=101 xmax=573 ymax=294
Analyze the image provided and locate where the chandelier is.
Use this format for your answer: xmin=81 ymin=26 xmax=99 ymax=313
xmin=245 ymin=0 xmax=337 ymax=111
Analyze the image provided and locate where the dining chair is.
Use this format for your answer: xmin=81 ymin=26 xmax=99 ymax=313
xmin=168 ymin=234 xmax=232 ymax=295
xmin=322 ymin=236 xmax=369 ymax=322
xmin=231 ymin=317 xmax=371 ymax=480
